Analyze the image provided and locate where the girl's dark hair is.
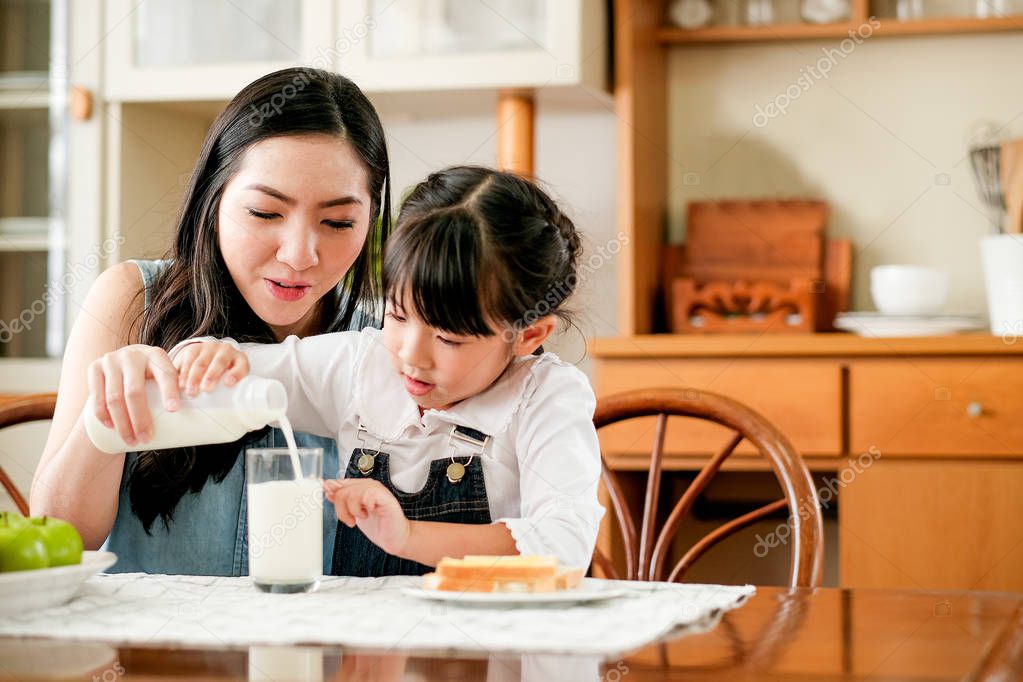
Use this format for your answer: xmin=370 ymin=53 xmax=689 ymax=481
xmin=385 ymin=166 xmax=580 ymax=340
xmin=130 ymin=68 xmax=392 ymax=533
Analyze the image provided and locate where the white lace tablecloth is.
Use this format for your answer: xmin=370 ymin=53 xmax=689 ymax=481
xmin=0 ymin=574 xmax=754 ymax=656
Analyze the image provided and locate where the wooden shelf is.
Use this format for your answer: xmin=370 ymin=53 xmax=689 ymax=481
xmin=659 ymin=14 xmax=1023 ymax=44
xmin=590 ymin=333 xmax=1023 ymax=358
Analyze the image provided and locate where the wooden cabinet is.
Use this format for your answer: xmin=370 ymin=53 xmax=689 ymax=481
xmin=840 ymin=460 xmax=1023 ymax=591
xmin=591 ymin=334 xmax=1023 ymax=590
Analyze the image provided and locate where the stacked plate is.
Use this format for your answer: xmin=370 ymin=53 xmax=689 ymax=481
xmin=835 ymin=313 xmax=986 ymax=338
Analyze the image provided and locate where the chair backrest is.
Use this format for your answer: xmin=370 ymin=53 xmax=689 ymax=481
xmin=592 ymin=388 xmax=824 ymax=588
xmin=0 ymin=393 xmax=57 ymax=515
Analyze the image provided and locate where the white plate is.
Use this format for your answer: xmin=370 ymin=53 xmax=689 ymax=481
xmin=0 ymin=550 xmax=117 ymax=615
xmin=402 ymin=581 xmax=625 ymax=606
xmin=835 ymin=314 xmax=985 ymax=337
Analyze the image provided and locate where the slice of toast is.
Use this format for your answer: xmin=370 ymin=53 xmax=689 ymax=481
xmin=423 ymin=556 xmax=584 ymax=593
xmin=555 ymin=566 xmax=585 ymax=590
xmin=435 ymin=555 xmax=558 ymax=582
xmin=422 ymin=572 xmax=557 ymax=593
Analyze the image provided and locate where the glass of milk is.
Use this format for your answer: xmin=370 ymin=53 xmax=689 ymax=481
xmin=246 ymin=447 xmax=323 ymax=593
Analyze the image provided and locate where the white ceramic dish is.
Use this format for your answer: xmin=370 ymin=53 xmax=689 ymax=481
xmin=835 ymin=313 xmax=984 ymax=337
xmin=0 ymin=550 xmax=117 ymax=615
xmin=870 ymin=265 xmax=949 ymax=316
xmin=402 ymin=580 xmax=625 ymax=606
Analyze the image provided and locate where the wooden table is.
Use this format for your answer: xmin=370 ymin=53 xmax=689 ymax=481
xmin=3 ymin=586 xmax=1021 ymax=680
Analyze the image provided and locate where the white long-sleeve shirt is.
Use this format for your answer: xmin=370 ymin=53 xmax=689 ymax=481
xmin=185 ymin=328 xmax=605 ymax=568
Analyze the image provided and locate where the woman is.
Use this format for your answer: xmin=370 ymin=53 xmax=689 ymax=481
xmin=29 ymin=67 xmax=392 ymax=576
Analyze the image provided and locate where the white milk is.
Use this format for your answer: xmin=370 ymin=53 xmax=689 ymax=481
xmin=276 ymin=415 xmax=303 ymax=482
xmin=85 ymin=376 xmax=288 ymax=454
xmin=248 ymin=646 xmax=324 ymax=682
xmin=247 ymin=476 xmax=323 ymax=587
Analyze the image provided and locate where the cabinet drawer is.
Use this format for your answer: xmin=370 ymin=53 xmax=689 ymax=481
xmin=850 ymin=360 xmax=1023 ymax=456
xmin=594 ymin=359 xmax=842 ymax=457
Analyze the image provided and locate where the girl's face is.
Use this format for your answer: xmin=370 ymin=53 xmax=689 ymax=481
xmin=382 ymin=295 xmax=554 ymax=413
xmin=218 ymin=134 xmax=372 ymax=340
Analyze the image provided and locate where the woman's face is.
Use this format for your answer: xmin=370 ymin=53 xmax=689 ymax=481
xmin=218 ymin=134 xmax=372 ymax=340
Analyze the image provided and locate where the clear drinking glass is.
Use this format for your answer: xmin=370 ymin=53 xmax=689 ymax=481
xmin=246 ymin=447 xmax=323 ymax=594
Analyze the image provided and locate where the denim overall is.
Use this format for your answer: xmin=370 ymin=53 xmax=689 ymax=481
xmin=331 ymin=424 xmax=493 ymax=577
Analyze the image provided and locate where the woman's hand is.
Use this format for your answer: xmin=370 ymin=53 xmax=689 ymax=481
xmin=87 ymin=344 xmax=181 ymax=448
xmin=324 ymin=478 xmax=411 ymax=557
xmin=171 ymin=341 xmax=250 ymax=397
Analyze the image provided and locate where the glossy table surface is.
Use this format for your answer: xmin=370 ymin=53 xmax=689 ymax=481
xmin=2 ymin=586 xmax=1022 ymax=681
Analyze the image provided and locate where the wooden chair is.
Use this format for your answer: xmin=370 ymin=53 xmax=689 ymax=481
xmin=0 ymin=393 xmax=57 ymax=515
xmin=591 ymin=388 xmax=824 ymax=588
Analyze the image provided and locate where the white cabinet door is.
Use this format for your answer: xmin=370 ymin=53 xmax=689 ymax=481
xmin=336 ymin=0 xmax=607 ymax=93
xmin=103 ymin=0 xmax=334 ymax=101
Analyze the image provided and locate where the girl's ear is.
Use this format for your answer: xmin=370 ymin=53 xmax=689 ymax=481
xmin=511 ymin=316 xmax=557 ymax=357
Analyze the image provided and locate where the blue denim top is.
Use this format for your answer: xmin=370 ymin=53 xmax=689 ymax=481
xmin=101 ymin=259 xmax=376 ymax=575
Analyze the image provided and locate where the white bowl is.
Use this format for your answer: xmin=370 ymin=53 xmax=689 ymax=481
xmin=0 ymin=550 xmax=117 ymax=615
xmin=870 ymin=265 xmax=949 ymax=316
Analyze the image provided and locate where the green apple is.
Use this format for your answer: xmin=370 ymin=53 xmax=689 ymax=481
xmin=0 ymin=519 xmax=48 ymax=572
xmin=30 ymin=516 xmax=83 ymax=567
xmin=0 ymin=511 xmax=28 ymax=529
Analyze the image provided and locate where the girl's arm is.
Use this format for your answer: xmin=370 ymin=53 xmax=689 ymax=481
xmin=495 ymin=363 xmax=605 ymax=568
xmin=31 ymin=263 xmax=170 ymax=549
xmin=325 ymin=478 xmax=517 ymax=564
xmin=400 ymin=521 xmax=518 ymax=565
xmin=173 ymin=332 xmax=364 ymax=439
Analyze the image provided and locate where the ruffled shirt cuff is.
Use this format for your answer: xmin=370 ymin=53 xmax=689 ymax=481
xmin=496 ymin=512 xmax=602 ymax=569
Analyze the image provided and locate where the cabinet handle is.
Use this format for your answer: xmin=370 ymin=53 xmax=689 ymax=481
xmin=966 ymin=401 xmax=984 ymax=418
xmin=71 ymin=86 xmax=93 ymax=121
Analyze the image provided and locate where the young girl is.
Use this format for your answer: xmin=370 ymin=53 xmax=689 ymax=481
xmin=169 ymin=166 xmax=603 ymax=576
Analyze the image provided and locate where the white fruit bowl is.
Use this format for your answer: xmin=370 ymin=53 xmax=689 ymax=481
xmin=0 ymin=550 xmax=117 ymax=616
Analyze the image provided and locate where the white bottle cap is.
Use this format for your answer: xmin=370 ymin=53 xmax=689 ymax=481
xmin=233 ymin=376 xmax=288 ymax=429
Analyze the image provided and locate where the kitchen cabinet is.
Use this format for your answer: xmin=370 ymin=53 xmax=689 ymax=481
xmin=337 ymin=0 xmax=606 ymax=93
xmin=103 ymin=0 xmax=333 ymax=102
xmin=591 ymin=334 xmax=1023 ymax=590
xmin=0 ymin=0 xmax=69 ymax=361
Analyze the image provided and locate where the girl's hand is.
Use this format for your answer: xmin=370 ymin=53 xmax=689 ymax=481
xmin=171 ymin=341 xmax=250 ymax=397
xmin=87 ymin=344 xmax=180 ymax=447
xmin=324 ymin=478 xmax=411 ymax=557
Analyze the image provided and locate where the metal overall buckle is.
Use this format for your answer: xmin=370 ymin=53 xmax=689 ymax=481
xmin=354 ymin=421 xmax=377 ymax=476
xmin=445 ymin=425 xmax=490 ymax=484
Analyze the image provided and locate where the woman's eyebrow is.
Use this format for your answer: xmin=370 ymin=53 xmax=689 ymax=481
xmin=243 ymin=183 xmax=363 ymax=208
